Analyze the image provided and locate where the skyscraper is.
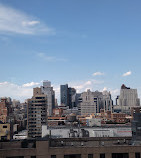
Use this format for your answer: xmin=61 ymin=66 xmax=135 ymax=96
xmin=60 ymin=84 xmax=76 ymax=108
xmin=118 ymin=84 xmax=140 ymax=114
xmin=41 ymin=80 xmax=55 ymax=116
xmin=60 ymin=84 xmax=69 ymax=107
xmin=68 ymin=87 xmax=76 ymax=108
xmin=102 ymin=90 xmax=113 ymax=112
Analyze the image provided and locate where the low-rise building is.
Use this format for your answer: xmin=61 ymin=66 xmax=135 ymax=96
xmin=111 ymin=113 xmax=126 ymax=123
xmin=0 ymin=123 xmax=11 ymax=140
xmin=53 ymin=108 xmax=64 ymax=117
xmin=47 ymin=116 xmax=66 ymax=126
xmin=86 ymin=118 xmax=101 ymax=127
xmin=42 ymin=125 xmax=132 ymax=138
xmin=0 ymin=137 xmax=141 ymax=158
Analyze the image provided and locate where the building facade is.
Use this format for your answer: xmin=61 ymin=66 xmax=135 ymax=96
xmin=60 ymin=84 xmax=76 ymax=109
xmin=0 ymin=123 xmax=11 ymax=141
xmin=68 ymin=87 xmax=76 ymax=109
xmin=60 ymin=84 xmax=69 ymax=107
xmin=0 ymin=99 xmax=8 ymax=123
xmin=27 ymin=87 xmax=48 ymax=138
xmin=41 ymin=80 xmax=55 ymax=116
xmin=0 ymin=137 xmax=141 ymax=158
xmin=102 ymin=91 xmax=113 ymax=112
xmin=0 ymin=98 xmax=13 ymax=123
xmin=118 ymin=84 xmax=140 ymax=114
xmin=78 ymin=90 xmax=113 ymax=115
xmin=132 ymin=111 xmax=141 ymax=143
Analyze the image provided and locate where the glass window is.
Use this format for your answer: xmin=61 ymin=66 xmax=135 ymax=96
xmin=135 ymin=153 xmax=140 ymax=158
xmin=88 ymin=154 xmax=93 ymax=158
xmin=100 ymin=154 xmax=105 ymax=158
xmin=112 ymin=153 xmax=129 ymax=158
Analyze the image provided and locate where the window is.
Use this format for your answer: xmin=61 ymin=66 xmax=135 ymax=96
xmin=64 ymin=155 xmax=81 ymax=158
xmin=3 ymin=125 xmax=7 ymax=128
xmin=112 ymin=153 xmax=129 ymax=158
xmin=6 ymin=156 xmax=24 ymax=158
xmin=135 ymin=153 xmax=140 ymax=158
xmin=51 ymin=155 xmax=56 ymax=158
xmin=88 ymin=154 xmax=93 ymax=158
xmin=31 ymin=156 xmax=36 ymax=158
xmin=100 ymin=154 xmax=105 ymax=158
xmin=1 ymin=136 xmax=7 ymax=141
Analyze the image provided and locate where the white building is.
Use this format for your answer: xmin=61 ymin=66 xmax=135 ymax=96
xmin=118 ymin=84 xmax=140 ymax=114
xmin=102 ymin=91 xmax=113 ymax=112
xmin=42 ymin=125 xmax=132 ymax=138
xmin=78 ymin=89 xmax=113 ymax=115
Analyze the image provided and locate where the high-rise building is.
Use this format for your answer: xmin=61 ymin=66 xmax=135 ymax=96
xmin=132 ymin=110 xmax=141 ymax=144
xmin=118 ymin=84 xmax=140 ymax=114
xmin=68 ymin=87 xmax=76 ymax=108
xmin=78 ymin=89 xmax=113 ymax=115
xmin=60 ymin=84 xmax=76 ymax=108
xmin=41 ymin=80 xmax=55 ymax=116
xmin=27 ymin=87 xmax=48 ymax=138
xmin=60 ymin=84 xmax=69 ymax=107
xmin=12 ymin=99 xmax=20 ymax=108
xmin=102 ymin=90 xmax=113 ymax=112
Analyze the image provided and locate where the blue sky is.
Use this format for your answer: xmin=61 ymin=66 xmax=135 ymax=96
xmin=0 ymin=0 xmax=141 ymax=102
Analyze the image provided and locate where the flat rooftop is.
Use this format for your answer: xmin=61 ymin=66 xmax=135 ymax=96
xmin=0 ymin=137 xmax=135 ymax=150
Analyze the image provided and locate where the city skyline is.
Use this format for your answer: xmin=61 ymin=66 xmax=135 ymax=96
xmin=0 ymin=0 xmax=141 ymax=101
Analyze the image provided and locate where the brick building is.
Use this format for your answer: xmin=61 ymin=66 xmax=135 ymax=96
xmin=0 ymin=98 xmax=12 ymax=123
xmin=0 ymin=137 xmax=141 ymax=158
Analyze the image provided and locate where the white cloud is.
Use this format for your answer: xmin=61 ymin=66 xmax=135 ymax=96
xmin=0 ymin=82 xmax=33 ymax=102
xmin=102 ymin=87 xmax=107 ymax=91
xmin=93 ymin=72 xmax=104 ymax=76
xmin=22 ymin=82 xmax=40 ymax=87
xmin=85 ymin=81 xmax=92 ymax=85
xmin=100 ymin=87 xmax=120 ymax=104
xmin=37 ymin=53 xmax=67 ymax=62
xmin=122 ymin=71 xmax=132 ymax=77
xmin=0 ymin=4 xmax=55 ymax=35
xmin=0 ymin=81 xmax=9 ymax=85
xmin=1 ymin=80 xmax=139 ymax=106
xmin=69 ymin=80 xmax=104 ymax=93
xmin=22 ymin=21 xmax=40 ymax=27
xmin=101 ymin=87 xmax=119 ymax=97
xmin=110 ymin=89 xmax=120 ymax=97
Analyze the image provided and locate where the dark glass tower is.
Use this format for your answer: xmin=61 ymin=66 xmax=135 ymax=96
xmin=60 ymin=84 xmax=69 ymax=107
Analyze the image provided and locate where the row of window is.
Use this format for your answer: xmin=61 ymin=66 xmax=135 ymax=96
xmin=6 ymin=156 xmax=36 ymax=158
xmin=51 ymin=154 xmax=105 ymax=158
xmin=51 ymin=153 xmax=140 ymax=158
xmin=5 ymin=153 xmax=141 ymax=158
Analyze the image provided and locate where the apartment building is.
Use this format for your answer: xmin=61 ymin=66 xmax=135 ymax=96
xmin=27 ymin=87 xmax=48 ymax=138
